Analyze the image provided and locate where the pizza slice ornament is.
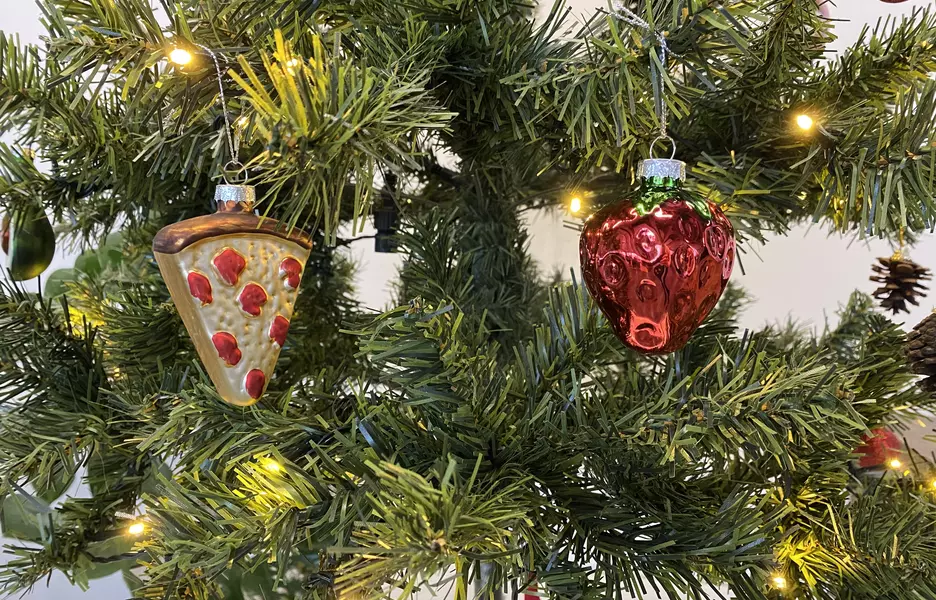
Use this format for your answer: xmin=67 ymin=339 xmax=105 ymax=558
xmin=153 ymin=184 xmax=311 ymax=405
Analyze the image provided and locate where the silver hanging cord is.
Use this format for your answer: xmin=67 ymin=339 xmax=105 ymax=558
xmin=610 ymin=2 xmax=675 ymax=158
xmin=193 ymin=43 xmax=246 ymax=184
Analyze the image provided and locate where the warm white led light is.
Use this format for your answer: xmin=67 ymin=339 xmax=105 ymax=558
xmin=169 ymin=48 xmax=193 ymax=66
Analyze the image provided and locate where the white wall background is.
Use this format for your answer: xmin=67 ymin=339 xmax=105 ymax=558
xmin=1 ymin=0 xmax=934 ymax=598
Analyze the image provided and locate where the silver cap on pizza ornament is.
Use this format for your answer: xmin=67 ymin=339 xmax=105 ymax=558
xmin=215 ymin=184 xmax=256 ymax=213
xmin=638 ymin=158 xmax=686 ymax=182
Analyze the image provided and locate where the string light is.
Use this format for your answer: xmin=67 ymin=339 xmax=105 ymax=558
xmin=929 ymin=479 xmax=936 ymax=490
xmin=128 ymin=521 xmax=145 ymax=536
xmin=888 ymin=458 xmax=903 ymax=470
xmin=771 ymin=574 xmax=787 ymax=590
xmin=263 ymin=459 xmax=283 ymax=473
xmin=168 ymin=48 xmax=193 ymax=66
xmin=795 ymin=114 xmax=814 ymax=131
xmin=569 ymin=196 xmax=582 ymax=214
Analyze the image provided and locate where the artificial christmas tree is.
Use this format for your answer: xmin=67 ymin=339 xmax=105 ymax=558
xmin=3 ymin=1 xmax=936 ymax=600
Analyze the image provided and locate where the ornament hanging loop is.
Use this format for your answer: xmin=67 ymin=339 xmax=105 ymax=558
xmin=649 ymin=135 xmax=677 ymax=160
xmin=223 ymin=160 xmax=249 ymax=185
xmin=611 ymin=2 xmax=676 ymax=158
xmin=892 ymin=226 xmax=906 ymax=261
xmin=192 ymin=43 xmax=245 ymax=185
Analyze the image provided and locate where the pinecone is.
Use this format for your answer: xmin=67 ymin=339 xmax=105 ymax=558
xmin=906 ymin=312 xmax=936 ymax=394
xmin=870 ymin=255 xmax=931 ymax=314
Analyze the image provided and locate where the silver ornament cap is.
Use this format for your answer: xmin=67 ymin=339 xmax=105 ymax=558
xmin=638 ymin=158 xmax=685 ymax=182
xmin=215 ymin=184 xmax=256 ymax=213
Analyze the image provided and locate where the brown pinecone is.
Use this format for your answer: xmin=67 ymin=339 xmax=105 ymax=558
xmin=870 ymin=255 xmax=931 ymax=314
xmin=906 ymin=312 xmax=936 ymax=394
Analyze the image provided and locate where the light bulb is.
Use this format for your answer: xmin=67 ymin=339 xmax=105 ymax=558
xmin=930 ymin=479 xmax=936 ymax=489
xmin=264 ymin=459 xmax=282 ymax=473
xmin=771 ymin=575 xmax=787 ymax=590
xmin=795 ymin=114 xmax=814 ymax=131
xmin=128 ymin=521 xmax=145 ymax=536
xmin=569 ymin=197 xmax=582 ymax=214
xmin=169 ymin=48 xmax=193 ymax=66
xmin=888 ymin=458 xmax=902 ymax=470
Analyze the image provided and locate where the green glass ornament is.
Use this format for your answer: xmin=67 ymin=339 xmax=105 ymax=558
xmin=2 ymin=206 xmax=56 ymax=281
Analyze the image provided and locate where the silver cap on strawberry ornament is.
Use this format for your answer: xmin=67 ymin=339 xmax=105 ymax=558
xmin=638 ymin=158 xmax=686 ymax=182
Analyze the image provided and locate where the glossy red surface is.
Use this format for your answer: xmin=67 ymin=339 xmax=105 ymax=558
xmin=279 ymin=256 xmax=303 ymax=290
xmin=269 ymin=315 xmax=290 ymax=347
xmin=212 ymin=247 xmax=246 ymax=286
xmin=580 ymin=194 xmax=735 ymax=354
xmin=186 ymin=271 xmax=213 ymax=305
xmin=211 ymin=331 xmax=242 ymax=366
xmin=854 ymin=428 xmax=901 ymax=468
xmin=245 ymin=369 xmax=266 ymax=400
xmin=238 ymin=283 xmax=268 ymax=317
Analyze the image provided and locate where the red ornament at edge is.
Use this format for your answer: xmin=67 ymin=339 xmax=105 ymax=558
xmin=854 ymin=428 xmax=901 ymax=468
xmin=580 ymin=182 xmax=734 ymax=354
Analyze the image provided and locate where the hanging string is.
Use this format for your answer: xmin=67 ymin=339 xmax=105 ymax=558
xmin=610 ymin=2 xmax=675 ymax=159
xmin=894 ymin=226 xmax=906 ymax=260
xmin=193 ymin=43 xmax=245 ymax=183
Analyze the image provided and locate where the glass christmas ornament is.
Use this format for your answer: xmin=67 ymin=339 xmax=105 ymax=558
xmin=2 ymin=205 xmax=56 ymax=281
xmin=579 ymin=158 xmax=735 ymax=354
xmin=153 ymin=184 xmax=311 ymax=405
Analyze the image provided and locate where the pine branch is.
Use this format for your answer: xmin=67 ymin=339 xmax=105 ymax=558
xmin=231 ymin=31 xmax=455 ymax=241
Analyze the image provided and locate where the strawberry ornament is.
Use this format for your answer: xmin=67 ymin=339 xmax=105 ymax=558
xmin=579 ymin=158 xmax=735 ymax=354
xmin=853 ymin=428 xmax=902 ymax=469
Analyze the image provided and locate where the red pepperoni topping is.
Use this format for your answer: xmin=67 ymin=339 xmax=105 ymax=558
xmin=279 ymin=257 xmax=302 ymax=290
xmin=213 ymin=248 xmax=246 ymax=286
xmin=238 ymin=283 xmax=268 ymax=316
xmin=211 ymin=332 xmax=242 ymax=366
xmin=245 ymin=369 xmax=266 ymax=399
xmin=187 ymin=272 xmax=212 ymax=305
xmin=269 ymin=315 xmax=290 ymax=347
